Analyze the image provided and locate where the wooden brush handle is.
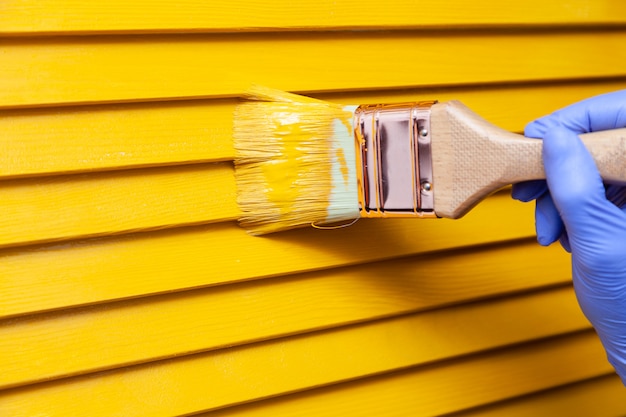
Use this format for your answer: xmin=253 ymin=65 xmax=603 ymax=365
xmin=430 ymin=100 xmax=626 ymax=219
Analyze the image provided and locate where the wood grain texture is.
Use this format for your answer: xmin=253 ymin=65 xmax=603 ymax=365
xmin=3 ymin=30 xmax=626 ymax=108
xmin=203 ymin=374 xmax=626 ymax=416
xmin=431 ymin=101 xmax=626 ymax=218
xmin=3 ymin=2 xmax=623 ymax=415
xmin=3 ymin=80 xmax=626 ymax=180
xmin=5 ymin=87 xmax=626 ymax=247
xmin=0 ymin=192 xmax=538 ymax=318
xmin=0 ymin=250 xmax=576 ymax=389
xmin=197 ymin=338 xmax=617 ymax=417
xmin=0 ymin=163 xmax=237 ymax=248
xmin=3 ymin=0 xmax=626 ymax=34
xmin=452 ymin=374 xmax=626 ymax=417
xmin=0 ymin=100 xmax=235 ymax=179
xmin=0 ymin=328 xmax=608 ymax=416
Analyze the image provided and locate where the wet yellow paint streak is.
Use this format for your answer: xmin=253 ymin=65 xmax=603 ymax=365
xmin=261 ymin=119 xmax=314 ymax=218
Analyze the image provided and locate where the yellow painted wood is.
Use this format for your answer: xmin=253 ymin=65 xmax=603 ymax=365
xmin=0 ymin=262 xmax=580 ymax=389
xmin=3 ymin=81 xmax=626 ymax=179
xmin=0 ymin=168 xmax=532 ymax=250
xmin=2 ymin=2 xmax=619 ymax=414
xmin=200 ymin=335 xmax=614 ymax=417
xmin=0 ymin=192 xmax=539 ymax=318
xmin=0 ymin=100 xmax=235 ymax=178
xmin=0 ymin=330 xmax=609 ymax=416
xmin=199 ymin=341 xmax=626 ymax=417
xmin=0 ymin=163 xmax=237 ymax=248
xmin=3 ymin=0 xmax=626 ymax=35
xmin=3 ymin=30 xmax=626 ymax=108
xmin=319 ymin=80 xmax=626 ymax=134
xmin=453 ymin=375 xmax=626 ymax=417
xmin=208 ymin=376 xmax=626 ymax=417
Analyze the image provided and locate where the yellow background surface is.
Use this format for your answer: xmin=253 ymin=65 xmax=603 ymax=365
xmin=2 ymin=1 xmax=626 ymax=415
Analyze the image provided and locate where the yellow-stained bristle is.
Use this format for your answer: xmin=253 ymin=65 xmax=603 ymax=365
xmin=241 ymin=85 xmax=327 ymax=104
xmin=234 ymin=87 xmax=358 ymax=234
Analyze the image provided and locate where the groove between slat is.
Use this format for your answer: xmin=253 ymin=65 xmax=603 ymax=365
xmin=445 ymin=374 xmax=626 ymax=417
xmin=3 ymin=30 xmax=626 ymax=108
xmin=0 ymin=99 xmax=235 ymax=179
xmin=0 ymin=329 xmax=610 ymax=416
xmin=0 ymin=163 xmax=238 ymax=248
xmin=2 ymin=0 xmax=626 ymax=35
xmin=0 ymin=243 xmax=574 ymax=389
xmin=2 ymin=80 xmax=626 ymax=179
xmin=0 ymin=192 xmax=538 ymax=318
xmin=1 ymin=8 xmax=615 ymax=417
xmin=0 ymin=76 xmax=621 ymax=248
xmin=202 ymin=374 xmax=626 ymax=417
xmin=197 ymin=347 xmax=619 ymax=417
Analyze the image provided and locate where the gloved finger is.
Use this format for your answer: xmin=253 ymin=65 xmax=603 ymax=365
xmin=531 ymin=90 xmax=626 ymax=135
xmin=511 ymin=180 xmax=548 ymax=202
xmin=542 ymin=127 xmax=623 ymax=243
xmin=516 ymin=121 xmax=552 ymax=202
xmin=525 ymin=117 xmax=559 ymax=139
xmin=534 ymin=191 xmax=565 ymax=247
xmin=519 ymin=120 xmax=562 ymax=244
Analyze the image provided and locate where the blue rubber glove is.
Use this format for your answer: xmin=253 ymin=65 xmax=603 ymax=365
xmin=512 ymin=90 xmax=626 ymax=384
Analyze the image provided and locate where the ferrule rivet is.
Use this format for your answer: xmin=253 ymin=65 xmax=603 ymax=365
xmin=421 ymin=182 xmax=432 ymax=192
xmin=419 ymin=128 xmax=429 ymax=137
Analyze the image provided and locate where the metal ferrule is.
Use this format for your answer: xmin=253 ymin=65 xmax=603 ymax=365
xmin=354 ymin=101 xmax=438 ymax=218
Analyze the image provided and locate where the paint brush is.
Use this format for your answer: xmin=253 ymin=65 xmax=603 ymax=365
xmin=234 ymin=86 xmax=626 ymax=235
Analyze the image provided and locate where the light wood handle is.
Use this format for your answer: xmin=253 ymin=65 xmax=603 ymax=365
xmin=430 ymin=100 xmax=626 ymax=219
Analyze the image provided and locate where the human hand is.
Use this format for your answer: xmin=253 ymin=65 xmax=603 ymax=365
xmin=512 ymin=90 xmax=626 ymax=383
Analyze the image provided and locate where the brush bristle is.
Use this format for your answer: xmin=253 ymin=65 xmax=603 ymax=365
xmin=234 ymin=86 xmax=360 ymax=234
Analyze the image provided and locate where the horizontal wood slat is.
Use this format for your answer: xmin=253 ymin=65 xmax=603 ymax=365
xmin=0 ymin=330 xmax=610 ymax=416
xmin=2 ymin=0 xmax=626 ymax=35
xmin=0 ymin=163 xmax=237 ymax=248
xmin=0 ymin=99 xmax=235 ymax=179
xmin=452 ymin=375 xmax=626 ymax=417
xmin=3 ymin=30 xmax=626 ymax=108
xmin=3 ymin=4 xmax=618 ymax=414
xmin=198 ymin=339 xmax=626 ymax=417
xmin=3 ymin=80 xmax=626 ymax=179
xmin=199 ymin=334 xmax=614 ymax=417
xmin=0 ymin=192 xmax=539 ymax=318
xmin=0 ymin=257 xmax=578 ymax=389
